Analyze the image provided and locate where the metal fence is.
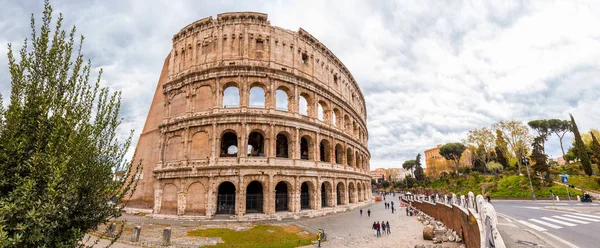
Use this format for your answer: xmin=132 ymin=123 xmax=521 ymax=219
xmin=216 ymin=194 xmax=235 ymax=214
xmin=301 ymin=192 xmax=310 ymax=209
xmin=276 ymin=193 xmax=288 ymax=211
xmin=245 ymin=193 xmax=264 ymax=213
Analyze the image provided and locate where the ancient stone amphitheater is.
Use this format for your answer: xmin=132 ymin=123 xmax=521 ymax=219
xmin=127 ymin=12 xmax=371 ymax=219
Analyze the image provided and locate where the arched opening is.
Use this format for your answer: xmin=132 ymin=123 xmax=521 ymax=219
xmin=186 ymin=182 xmax=206 ymax=215
xmin=335 ymin=144 xmax=344 ymax=164
xmin=336 ymin=182 xmax=346 ymax=205
xmin=276 ymin=133 xmax=289 ymax=158
xmin=332 ymin=108 xmax=340 ymax=127
xmin=247 ymin=131 xmax=265 ymax=157
xmin=321 ymin=182 xmax=332 ymax=207
xmin=217 ymin=182 xmax=236 ymax=215
xmin=249 ymin=86 xmax=265 ymax=108
xmin=319 ymin=139 xmax=330 ymax=162
xmin=344 ymin=115 xmax=351 ymax=132
xmin=355 ymin=151 xmax=361 ymax=169
xmin=317 ymin=102 xmax=327 ymax=122
xmin=275 ymin=182 xmax=290 ymax=212
xmin=160 ymin=184 xmax=177 ymax=214
xmin=246 ymin=181 xmax=264 ymax=213
xmin=353 ymin=121 xmax=358 ymax=136
xmin=300 ymin=136 xmax=312 ymax=160
xmin=346 ymin=148 xmax=353 ymax=167
xmin=220 ymin=132 xmax=238 ymax=157
xmin=276 ymin=89 xmax=289 ymax=111
xmin=348 ymin=182 xmax=356 ymax=203
xmin=299 ymin=94 xmax=309 ymax=116
xmin=222 ymin=85 xmax=239 ymax=108
xmin=301 ymin=182 xmax=311 ymax=210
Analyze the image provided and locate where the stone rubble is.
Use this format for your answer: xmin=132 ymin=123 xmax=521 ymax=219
xmin=416 ymin=212 xmax=464 ymax=245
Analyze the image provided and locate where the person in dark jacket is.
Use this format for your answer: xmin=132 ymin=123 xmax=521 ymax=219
xmin=372 ymin=222 xmax=377 ymax=236
xmin=386 ymin=221 xmax=391 ymax=234
xmin=368 ymin=209 xmax=371 ymax=217
xmin=381 ymin=220 xmax=386 ymax=235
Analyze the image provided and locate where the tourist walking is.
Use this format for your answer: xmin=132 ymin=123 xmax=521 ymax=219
xmin=368 ymin=209 xmax=371 ymax=218
xmin=405 ymin=206 xmax=409 ymax=216
xmin=360 ymin=208 xmax=363 ymax=217
xmin=391 ymin=206 xmax=394 ymax=214
xmin=381 ymin=220 xmax=386 ymax=235
xmin=317 ymin=229 xmax=323 ymax=247
xmin=372 ymin=222 xmax=377 ymax=236
xmin=376 ymin=221 xmax=381 ymax=237
xmin=386 ymin=221 xmax=391 ymax=234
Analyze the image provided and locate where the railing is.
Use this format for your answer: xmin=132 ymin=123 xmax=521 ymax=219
xmin=405 ymin=192 xmax=506 ymax=248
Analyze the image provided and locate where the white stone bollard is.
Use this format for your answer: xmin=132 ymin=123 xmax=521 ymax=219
xmin=468 ymin=192 xmax=475 ymax=209
xmin=556 ymin=196 xmax=560 ymax=202
xmin=452 ymin=193 xmax=457 ymax=205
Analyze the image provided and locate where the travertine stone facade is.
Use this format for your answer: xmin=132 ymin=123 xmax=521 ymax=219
xmin=127 ymin=12 xmax=371 ymax=218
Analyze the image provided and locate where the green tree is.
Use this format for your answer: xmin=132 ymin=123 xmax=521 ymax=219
xmin=402 ymin=159 xmax=416 ymax=176
xmin=590 ymin=132 xmax=600 ymax=171
xmin=465 ymin=127 xmax=495 ymax=165
xmin=472 ymin=145 xmax=487 ymax=173
xmin=414 ymin=153 xmax=426 ymax=181
xmin=439 ymin=142 xmax=466 ymax=174
xmin=547 ymin=119 xmax=571 ymax=163
xmin=382 ymin=180 xmax=390 ymax=188
xmin=528 ymin=119 xmax=550 ymax=152
xmin=485 ymin=161 xmax=503 ymax=174
xmin=530 ymin=135 xmax=549 ymax=177
xmin=0 ymin=2 xmax=140 ymax=247
xmin=494 ymin=129 xmax=510 ymax=169
xmin=570 ymin=114 xmax=592 ymax=176
xmin=493 ymin=120 xmax=532 ymax=172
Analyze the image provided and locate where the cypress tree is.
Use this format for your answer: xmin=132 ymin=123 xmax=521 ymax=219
xmin=495 ymin=129 xmax=509 ymax=169
xmin=570 ymin=114 xmax=592 ymax=176
xmin=591 ymin=132 xmax=600 ymax=171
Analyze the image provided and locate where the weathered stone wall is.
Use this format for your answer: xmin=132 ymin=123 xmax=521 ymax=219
xmin=408 ymin=200 xmax=480 ymax=248
xmin=124 ymin=12 xmax=371 ymax=218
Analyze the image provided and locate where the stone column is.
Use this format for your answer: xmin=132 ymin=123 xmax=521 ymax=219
xmin=153 ymin=184 xmax=162 ymax=214
xmin=236 ymin=177 xmax=245 ymax=216
xmin=294 ymin=176 xmax=301 ymax=212
xmin=267 ymin=174 xmax=275 ymax=214
xmin=240 ymin=123 xmax=248 ymax=158
xmin=177 ymin=191 xmax=186 ymax=215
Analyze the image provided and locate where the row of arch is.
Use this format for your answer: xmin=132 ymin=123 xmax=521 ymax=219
xmin=167 ymin=81 xmax=367 ymax=145
xmin=217 ymin=130 xmax=368 ymax=170
xmin=158 ymin=179 xmax=370 ymax=215
xmin=222 ymin=84 xmax=367 ymax=142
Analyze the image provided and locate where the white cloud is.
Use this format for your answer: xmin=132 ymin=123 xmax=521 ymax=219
xmin=1 ymin=0 xmax=599 ymax=169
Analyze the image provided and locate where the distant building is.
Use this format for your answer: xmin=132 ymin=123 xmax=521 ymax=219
xmin=370 ymin=168 xmax=388 ymax=183
xmin=555 ymin=157 xmax=566 ymax=166
xmin=424 ymin=144 xmax=473 ymax=178
xmin=388 ymin=168 xmax=411 ymax=181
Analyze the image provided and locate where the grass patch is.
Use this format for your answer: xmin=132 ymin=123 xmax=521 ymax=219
xmin=187 ymin=224 xmax=314 ymax=248
xmin=416 ymin=174 xmax=584 ymax=199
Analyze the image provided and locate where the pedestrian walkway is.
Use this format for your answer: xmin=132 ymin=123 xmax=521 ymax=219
xmin=515 ymin=213 xmax=600 ymax=232
xmin=291 ymin=199 xmax=462 ymax=248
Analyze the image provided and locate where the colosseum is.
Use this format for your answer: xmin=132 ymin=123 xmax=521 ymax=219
xmin=126 ymin=12 xmax=372 ymax=219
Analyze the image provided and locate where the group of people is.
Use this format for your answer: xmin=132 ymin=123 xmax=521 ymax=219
xmin=372 ymin=221 xmax=391 ymax=237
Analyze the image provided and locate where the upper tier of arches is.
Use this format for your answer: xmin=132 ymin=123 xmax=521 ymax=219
xmin=167 ymin=12 xmax=367 ymax=121
xmin=164 ymin=74 xmax=368 ymax=146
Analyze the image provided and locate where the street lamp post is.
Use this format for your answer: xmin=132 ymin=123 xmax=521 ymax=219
xmin=522 ymin=156 xmax=537 ymax=201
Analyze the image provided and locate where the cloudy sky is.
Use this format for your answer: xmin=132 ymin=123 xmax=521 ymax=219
xmin=1 ymin=0 xmax=599 ymax=169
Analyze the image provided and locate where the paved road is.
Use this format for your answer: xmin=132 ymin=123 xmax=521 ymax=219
xmin=493 ymin=200 xmax=600 ymax=248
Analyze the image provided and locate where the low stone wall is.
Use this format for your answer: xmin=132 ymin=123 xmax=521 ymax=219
xmin=403 ymin=192 xmax=505 ymax=248
xmin=409 ymin=201 xmax=479 ymax=248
